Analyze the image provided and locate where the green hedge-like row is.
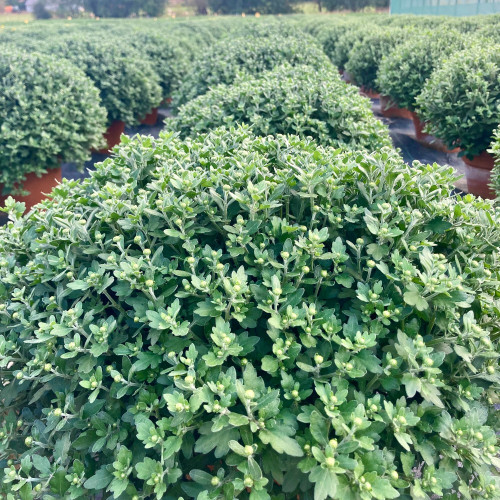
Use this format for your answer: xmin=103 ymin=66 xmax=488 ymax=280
xmin=298 ymin=14 xmax=500 ymax=159
xmin=0 ymin=19 xmax=391 ymax=194
xmin=0 ymin=18 xmax=243 ymax=193
xmin=1 ymin=14 xmax=500 ymax=193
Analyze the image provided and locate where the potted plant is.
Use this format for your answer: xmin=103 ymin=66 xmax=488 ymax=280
xmin=128 ymin=32 xmax=189 ymax=125
xmin=345 ymin=27 xmax=405 ymax=99
xmin=416 ymin=42 xmax=500 ymax=198
xmin=489 ymin=127 xmax=500 ymax=199
xmin=51 ymin=36 xmax=163 ymax=151
xmin=173 ymin=30 xmax=331 ymax=107
xmin=169 ymin=63 xmax=392 ymax=152
xmin=1 ymin=126 xmax=499 ymax=499
xmin=377 ymin=29 xmax=466 ymax=148
xmin=0 ymin=49 xmax=107 ymax=210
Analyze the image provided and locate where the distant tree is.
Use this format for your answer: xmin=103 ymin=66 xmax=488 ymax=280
xmin=187 ymin=0 xmax=208 ymax=14
xmin=323 ymin=0 xmax=387 ymax=10
xmin=0 ymin=0 xmax=5 ymax=13
xmin=84 ymin=0 xmax=167 ymax=17
xmin=33 ymin=0 xmax=52 ymax=18
xmin=207 ymin=0 xmax=295 ymax=14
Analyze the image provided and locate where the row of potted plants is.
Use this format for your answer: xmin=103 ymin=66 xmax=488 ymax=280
xmin=0 ymin=23 xmax=204 ymax=210
xmin=300 ymin=15 xmax=500 ymax=199
xmin=0 ymin=18 xmax=306 ymax=211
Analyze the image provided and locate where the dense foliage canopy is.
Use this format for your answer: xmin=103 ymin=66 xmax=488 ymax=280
xmin=0 ymin=50 xmax=106 ymax=194
xmin=170 ymin=63 xmax=392 ymax=151
xmin=1 ymin=127 xmax=499 ymax=500
xmin=415 ymin=43 xmax=500 ymax=158
xmin=173 ymin=31 xmax=331 ymax=107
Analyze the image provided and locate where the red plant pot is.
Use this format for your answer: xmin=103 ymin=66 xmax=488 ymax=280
xmin=379 ymin=95 xmax=413 ymax=120
xmin=409 ymin=111 xmax=431 ymax=142
xmin=462 ymin=151 xmax=495 ymax=199
xmin=98 ymin=121 xmax=126 ymax=154
xmin=140 ymin=107 xmax=159 ymax=126
xmin=359 ymin=86 xmax=381 ymax=99
xmin=0 ymin=167 xmax=62 ymax=212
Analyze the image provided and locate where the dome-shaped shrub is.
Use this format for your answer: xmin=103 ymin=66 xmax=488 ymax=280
xmin=377 ymin=29 xmax=465 ymax=111
xmin=331 ymin=26 xmax=369 ymax=71
xmin=51 ymin=37 xmax=163 ymax=125
xmin=415 ymin=42 xmax=500 ymax=158
xmin=169 ymin=64 xmax=392 ymax=151
xmin=489 ymin=127 xmax=500 ymax=197
xmin=0 ymin=50 xmax=107 ymax=194
xmin=127 ymin=32 xmax=188 ymax=101
xmin=172 ymin=32 xmax=331 ymax=107
xmin=1 ymin=126 xmax=499 ymax=500
xmin=344 ymin=27 xmax=404 ymax=92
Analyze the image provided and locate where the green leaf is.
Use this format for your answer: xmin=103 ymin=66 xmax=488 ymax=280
xmin=310 ymin=410 xmax=329 ymax=446
xmin=371 ymin=477 xmax=399 ymax=499
xmin=163 ymin=435 xmax=182 ymax=459
xmin=259 ymin=429 xmax=303 ymax=457
xmin=83 ymin=468 xmax=113 ymax=490
xmin=195 ymin=424 xmax=239 ymax=458
xmin=309 ymin=466 xmax=338 ymax=500
xmin=136 ymin=457 xmax=159 ymax=480
xmin=50 ymin=469 xmax=71 ymax=495
xmin=404 ymin=286 xmax=428 ymax=311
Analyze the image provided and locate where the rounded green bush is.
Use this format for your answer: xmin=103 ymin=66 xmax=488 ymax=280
xmin=52 ymin=37 xmax=163 ymax=124
xmin=489 ymin=127 xmax=500 ymax=198
xmin=169 ymin=64 xmax=392 ymax=151
xmin=377 ymin=29 xmax=465 ymax=111
xmin=331 ymin=26 xmax=369 ymax=72
xmin=0 ymin=126 xmax=499 ymax=500
xmin=172 ymin=32 xmax=332 ymax=107
xmin=344 ymin=27 xmax=404 ymax=92
xmin=128 ymin=32 xmax=188 ymax=100
xmin=0 ymin=50 xmax=107 ymax=195
xmin=415 ymin=42 xmax=500 ymax=158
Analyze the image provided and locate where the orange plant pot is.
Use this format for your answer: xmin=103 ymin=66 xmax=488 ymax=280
xmin=0 ymin=167 xmax=62 ymax=212
xmin=359 ymin=86 xmax=381 ymax=99
xmin=410 ymin=111 xmax=431 ymax=142
xmin=140 ymin=107 xmax=159 ymax=126
xmin=379 ymin=95 xmax=413 ymax=120
xmin=98 ymin=121 xmax=126 ymax=154
xmin=462 ymin=151 xmax=495 ymax=199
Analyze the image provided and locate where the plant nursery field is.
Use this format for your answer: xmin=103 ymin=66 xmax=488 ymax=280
xmin=0 ymin=12 xmax=499 ymax=500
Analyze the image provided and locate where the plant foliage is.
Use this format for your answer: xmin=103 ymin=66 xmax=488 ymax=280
xmin=51 ymin=37 xmax=163 ymax=124
xmin=376 ymin=29 xmax=465 ymax=111
xmin=344 ymin=28 xmax=404 ymax=92
xmin=1 ymin=126 xmax=499 ymax=500
xmin=170 ymin=64 xmax=391 ymax=151
xmin=0 ymin=49 xmax=107 ymax=194
xmin=415 ymin=42 xmax=500 ymax=158
xmin=489 ymin=127 xmax=500 ymax=198
xmin=172 ymin=31 xmax=331 ymax=107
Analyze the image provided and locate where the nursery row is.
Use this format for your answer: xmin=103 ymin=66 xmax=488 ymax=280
xmin=292 ymin=14 xmax=500 ymax=197
xmin=0 ymin=14 xmax=499 ymax=203
xmin=0 ymin=13 xmax=500 ymax=500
